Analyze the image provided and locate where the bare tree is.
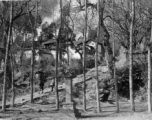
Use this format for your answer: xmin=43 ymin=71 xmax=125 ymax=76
xmin=148 ymin=25 xmax=152 ymax=112
xmin=11 ymin=31 xmax=15 ymax=107
xmin=129 ymin=0 xmax=135 ymax=112
xmin=55 ymin=26 xmax=59 ymax=110
xmin=148 ymin=8 xmax=152 ymax=113
xmin=99 ymin=0 xmax=113 ymax=74
xmin=82 ymin=0 xmax=88 ymax=111
xmin=95 ymin=0 xmax=101 ymax=113
xmin=27 ymin=1 xmax=38 ymax=103
xmin=112 ymin=0 xmax=119 ymax=113
xmin=2 ymin=1 xmax=13 ymax=111
xmin=54 ymin=0 xmax=64 ymax=111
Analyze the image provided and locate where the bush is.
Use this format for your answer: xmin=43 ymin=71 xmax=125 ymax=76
xmin=116 ymin=63 xmax=146 ymax=98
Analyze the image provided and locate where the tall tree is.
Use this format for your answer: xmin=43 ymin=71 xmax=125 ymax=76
xmin=27 ymin=1 xmax=38 ymax=103
xmin=95 ymin=0 xmax=101 ymax=113
xmin=2 ymin=1 xmax=13 ymax=111
xmin=148 ymin=6 xmax=152 ymax=113
xmin=54 ymin=0 xmax=63 ymax=111
xmin=55 ymin=28 xmax=59 ymax=110
xmin=58 ymin=0 xmax=64 ymax=63
xmin=129 ymin=0 xmax=135 ymax=112
xmin=83 ymin=0 xmax=87 ymax=111
xmin=99 ymin=0 xmax=113 ymax=74
xmin=148 ymin=21 xmax=152 ymax=112
xmin=112 ymin=0 xmax=119 ymax=113
xmin=11 ymin=31 xmax=15 ymax=107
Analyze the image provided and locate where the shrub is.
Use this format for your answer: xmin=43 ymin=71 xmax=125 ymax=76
xmin=116 ymin=63 xmax=146 ymax=98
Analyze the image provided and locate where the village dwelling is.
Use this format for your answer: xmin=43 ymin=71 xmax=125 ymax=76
xmin=40 ymin=39 xmax=81 ymax=61
xmin=73 ymin=36 xmax=105 ymax=61
xmin=13 ymin=35 xmax=107 ymax=65
xmin=14 ymin=38 xmax=81 ymax=65
xmin=40 ymin=37 xmax=105 ymax=61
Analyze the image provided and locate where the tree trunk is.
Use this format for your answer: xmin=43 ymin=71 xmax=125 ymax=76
xmin=2 ymin=1 xmax=13 ymax=111
xmin=53 ymin=9 xmax=59 ymax=110
xmin=148 ymin=45 xmax=152 ymax=112
xmin=95 ymin=0 xmax=101 ymax=113
xmin=82 ymin=0 xmax=87 ymax=111
xmin=11 ymin=31 xmax=15 ymax=107
xmin=20 ymin=33 xmax=26 ymax=68
xmin=55 ymin=37 xmax=59 ymax=110
xmin=148 ymin=17 xmax=152 ymax=113
xmin=99 ymin=0 xmax=113 ymax=73
xmin=11 ymin=50 xmax=15 ymax=107
xmin=27 ymin=1 xmax=38 ymax=103
xmin=66 ymin=38 xmax=70 ymax=65
xmin=129 ymin=0 xmax=135 ymax=112
xmin=30 ymin=37 xmax=34 ymax=103
xmin=112 ymin=0 xmax=119 ymax=113
xmin=59 ymin=0 xmax=63 ymax=65
xmin=54 ymin=0 xmax=64 ymax=111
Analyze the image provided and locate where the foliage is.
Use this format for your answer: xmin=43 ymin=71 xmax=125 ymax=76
xmin=104 ymin=0 xmax=152 ymax=51
xmin=39 ymin=22 xmax=55 ymax=42
xmin=116 ymin=63 xmax=146 ymax=98
xmin=1 ymin=0 xmax=152 ymax=105
xmin=64 ymin=66 xmax=77 ymax=78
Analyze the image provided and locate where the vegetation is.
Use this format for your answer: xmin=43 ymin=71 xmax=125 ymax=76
xmin=116 ymin=63 xmax=146 ymax=98
xmin=1 ymin=0 xmax=152 ymax=119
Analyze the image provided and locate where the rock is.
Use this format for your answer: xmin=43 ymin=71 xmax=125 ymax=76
xmin=101 ymin=66 xmax=109 ymax=73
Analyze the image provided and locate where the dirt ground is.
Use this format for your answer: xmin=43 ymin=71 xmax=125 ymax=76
xmin=0 ymin=102 xmax=151 ymax=120
xmin=0 ymin=70 xmax=151 ymax=120
xmin=0 ymin=90 xmax=151 ymax=120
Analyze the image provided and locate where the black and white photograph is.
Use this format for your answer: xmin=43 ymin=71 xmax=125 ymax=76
xmin=0 ymin=0 xmax=152 ymax=119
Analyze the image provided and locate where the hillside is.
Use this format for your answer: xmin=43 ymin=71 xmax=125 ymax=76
xmin=0 ymin=63 xmax=151 ymax=120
